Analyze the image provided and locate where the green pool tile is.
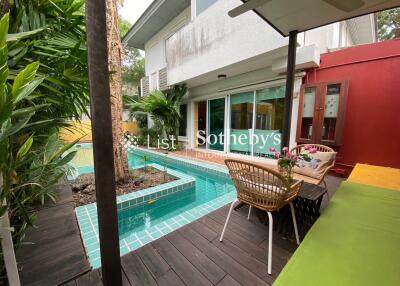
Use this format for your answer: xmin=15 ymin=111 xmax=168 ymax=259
xmin=74 ymin=147 xmax=237 ymax=269
xmin=127 ymin=240 xmax=142 ymax=250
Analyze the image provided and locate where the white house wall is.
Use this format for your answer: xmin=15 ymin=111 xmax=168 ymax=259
xmin=165 ymin=0 xmax=288 ymax=86
xmin=144 ymin=7 xmax=191 ymax=76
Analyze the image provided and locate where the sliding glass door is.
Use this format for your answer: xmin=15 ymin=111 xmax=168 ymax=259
xmin=208 ymin=98 xmax=225 ymax=151
xmin=229 ymin=91 xmax=253 ymax=155
xmin=228 ymin=85 xmax=285 ymax=157
xmin=253 ymin=86 xmax=285 ymax=157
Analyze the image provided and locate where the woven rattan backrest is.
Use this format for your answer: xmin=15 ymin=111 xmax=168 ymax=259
xmin=225 ymin=159 xmax=301 ymax=212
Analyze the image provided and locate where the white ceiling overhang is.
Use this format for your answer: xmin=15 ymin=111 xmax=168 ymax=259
xmin=123 ymin=0 xmax=190 ymax=49
xmin=237 ymin=0 xmax=400 ymax=36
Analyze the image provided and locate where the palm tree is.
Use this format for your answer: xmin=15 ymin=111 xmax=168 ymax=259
xmin=105 ymin=0 xmax=129 ymax=182
xmin=124 ymin=84 xmax=187 ymax=146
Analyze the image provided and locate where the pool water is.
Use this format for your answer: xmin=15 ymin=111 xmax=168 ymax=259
xmin=119 ymin=153 xmax=235 ymax=239
xmin=73 ymin=145 xmax=237 ymax=268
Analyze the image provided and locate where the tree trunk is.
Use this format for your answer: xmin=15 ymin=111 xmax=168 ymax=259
xmin=105 ymin=0 xmax=129 ymax=182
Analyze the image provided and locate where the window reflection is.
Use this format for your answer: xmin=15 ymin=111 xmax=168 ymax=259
xmin=230 ymin=92 xmax=253 ymax=155
xmin=254 ymin=86 xmax=284 ymax=157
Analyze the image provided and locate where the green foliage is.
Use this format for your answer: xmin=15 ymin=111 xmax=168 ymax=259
xmin=142 ymin=155 xmax=150 ymax=171
xmin=377 ymin=8 xmax=400 ymax=41
xmin=119 ymin=16 xmax=132 ymax=37
xmin=118 ymin=15 xmax=145 ymax=91
xmin=5 ymin=0 xmax=90 ymax=122
xmin=122 ymin=55 xmax=145 ymax=88
xmin=124 ymin=84 xmax=187 ymax=142
xmin=0 ymin=5 xmax=82 ymax=258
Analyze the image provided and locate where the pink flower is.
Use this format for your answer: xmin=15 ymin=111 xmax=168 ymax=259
xmin=269 ymin=147 xmax=276 ymax=152
xmin=287 ymin=151 xmax=292 ymax=158
xmin=293 ymin=156 xmax=299 ymax=161
xmin=309 ymin=147 xmax=318 ymax=154
xmin=282 ymin=147 xmax=288 ymax=153
xmin=274 ymin=152 xmax=281 ymax=158
xmin=304 ymin=145 xmax=311 ymax=150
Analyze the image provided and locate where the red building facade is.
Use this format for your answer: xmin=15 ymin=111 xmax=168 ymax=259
xmin=301 ymin=39 xmax=400 ymax=175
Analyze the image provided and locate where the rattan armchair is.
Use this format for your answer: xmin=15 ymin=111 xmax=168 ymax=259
xmin=290 ymin=144 xmax=335 ymax=199
xmin=220 ymin=159 xmax=303 ymax=275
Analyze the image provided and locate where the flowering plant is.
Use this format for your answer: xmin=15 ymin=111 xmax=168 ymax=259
xmin=269 ymin=145 xmax=317 ymax=183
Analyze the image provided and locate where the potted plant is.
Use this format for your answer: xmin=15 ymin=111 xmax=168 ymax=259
xmin=269 ymin=146 xmax=316 ymax=183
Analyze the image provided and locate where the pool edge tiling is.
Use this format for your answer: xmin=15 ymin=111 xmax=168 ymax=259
xmin=134 ymin=148 xmax=230 ymax=178
xmin=74 ymin=153 xmax=237 ymax=269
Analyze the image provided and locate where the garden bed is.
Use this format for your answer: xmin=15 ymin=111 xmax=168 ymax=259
xmin=71 ymin=166 xmax=177 ymax=207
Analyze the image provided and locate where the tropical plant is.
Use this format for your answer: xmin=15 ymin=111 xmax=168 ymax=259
xmin=119 ymin=16 xmax=145 ymax=96
xmin=5 ymin=0 xmax=90 ymax=122
xmin=378 ymin=8 xmax=400 ymax=41
xmin=124 ymin=84 xmax=187 ymax=145
xmin=0 ymin=13 xmax=77 ymax=251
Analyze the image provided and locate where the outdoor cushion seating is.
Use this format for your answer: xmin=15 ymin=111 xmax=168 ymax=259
xmin=291 ymin=144 xmax=336 ymax=199
xmin=273 ymin=181 xmax=400 ymax=286
xmin=221 ymin=159 xmax=303 ymax=275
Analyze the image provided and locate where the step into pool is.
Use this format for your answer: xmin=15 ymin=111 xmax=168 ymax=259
xmin=73 ymin=147 xmax=237 ymax=269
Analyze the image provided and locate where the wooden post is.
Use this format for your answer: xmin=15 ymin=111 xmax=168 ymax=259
xmin=85 ymin=1 xmax=122 ymax=285
xmin=282 ymin=30 xmax=298 ymax=149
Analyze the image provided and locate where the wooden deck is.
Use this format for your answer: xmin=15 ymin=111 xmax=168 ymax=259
xmin=65 ymin=204 xmax=313 ymax=286
xmin=16 ymin=181 xmax=91 ymax=286
xmin=17 ymin=172 xmax=342 ymax=286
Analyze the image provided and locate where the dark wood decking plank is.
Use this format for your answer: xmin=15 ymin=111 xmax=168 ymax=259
xmin=152 ymin=237 xmax=214 ymax=286
xmin=178 ymin=225 xmax=268 ymax=286
xmin=75 ymin=270 xmax=102 ymax=286
xmin=208 ymin=209 xmax=266 ymax=245
xmin=193 ymin=215 xmax=278 ymax=283
xmin=216 ymin=275 xmax=241 ymax=286
xmin=211 ymin=233 xmax=278 ymax=283
xmin=198 ymin=214 xmax=290 ymax=270
xmin=121 ymin=269 xmax=132 ymax=286
xmin=62 ymin=280 xmax=77 ymax=286
xmin=121 ymin=251 xmax=158 ymax=286
xmin=205 ymin=210 xmax=297 ymax=267
xmin=156 ymin=269 xmax=186 ymax=286
xmin=97 ymin=268 xmax=131 ymax=286
xmin=136 ymin=244 xmax=171 ymax=279
xmin=166 ymin=230 xmax=226 ymax=284
xmin=17 ymin=187 xmax=90 ymax=286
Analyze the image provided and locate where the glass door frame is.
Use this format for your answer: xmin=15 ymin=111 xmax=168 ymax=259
xmin=205 ymin=95 xmax=228 ymax=153
xmin=226 ymin=82 xmax=286 ymax=158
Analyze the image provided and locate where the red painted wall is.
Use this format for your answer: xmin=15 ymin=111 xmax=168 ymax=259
xmin=303 ymin=39 xmax=400 ymax=173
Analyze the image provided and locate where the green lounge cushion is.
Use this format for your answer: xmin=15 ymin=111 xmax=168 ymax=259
xmin=274 ymin=181 xmax=400 ymax=286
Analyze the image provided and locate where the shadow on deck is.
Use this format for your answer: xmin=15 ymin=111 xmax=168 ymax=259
xmin=65 ymin=174 xmax=342 ymax=286
xmin=17 ymin=170 xmax=343 ymax=286
xmin=16 ymin=182 xmax=91 ymax=286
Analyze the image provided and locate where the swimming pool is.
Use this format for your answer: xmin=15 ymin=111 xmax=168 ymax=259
xmin=73 ymin=145 xmax=237 ymax=269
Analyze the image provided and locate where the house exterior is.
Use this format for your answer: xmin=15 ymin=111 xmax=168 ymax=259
xmin=301 ymin=39 xmax=400 ymax=174
xmin=123 ymin=0 xmax=376 ymax=163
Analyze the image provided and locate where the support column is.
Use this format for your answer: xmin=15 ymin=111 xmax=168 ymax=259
xmin=282 ymin=30 xmax=298 ymax=149
xmin=85 ymin=1 xmax=122 ymax=285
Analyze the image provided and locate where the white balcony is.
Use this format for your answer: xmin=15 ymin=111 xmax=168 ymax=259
xmin=165 ymin=0 xmax=289 ymax=86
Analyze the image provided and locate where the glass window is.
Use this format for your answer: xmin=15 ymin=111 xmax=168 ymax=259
xmin=300 ymin=87 xmax=317 ymax=140
xmin=254 ymin=86 xmax=285 ymax=157
xmin=150 ymin=72 xmax=158 ymax=91
xmin=208 ymin=98 xmax=225 ymax=151
xmin=196 ymin=0 xmax=218 ymax=16
xmin=322 ymin=84 xmax=340 ymax=141
xmin=178 ymin=104 xmax=187 ymax=137
xmin=230 ymin=91 xmax=253 ymax=155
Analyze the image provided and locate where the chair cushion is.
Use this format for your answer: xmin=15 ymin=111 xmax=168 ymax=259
xmin=294 ymin=151 xmax=337 ymax=180
xmin=236 ymin=173 xmax=286 ymax=195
